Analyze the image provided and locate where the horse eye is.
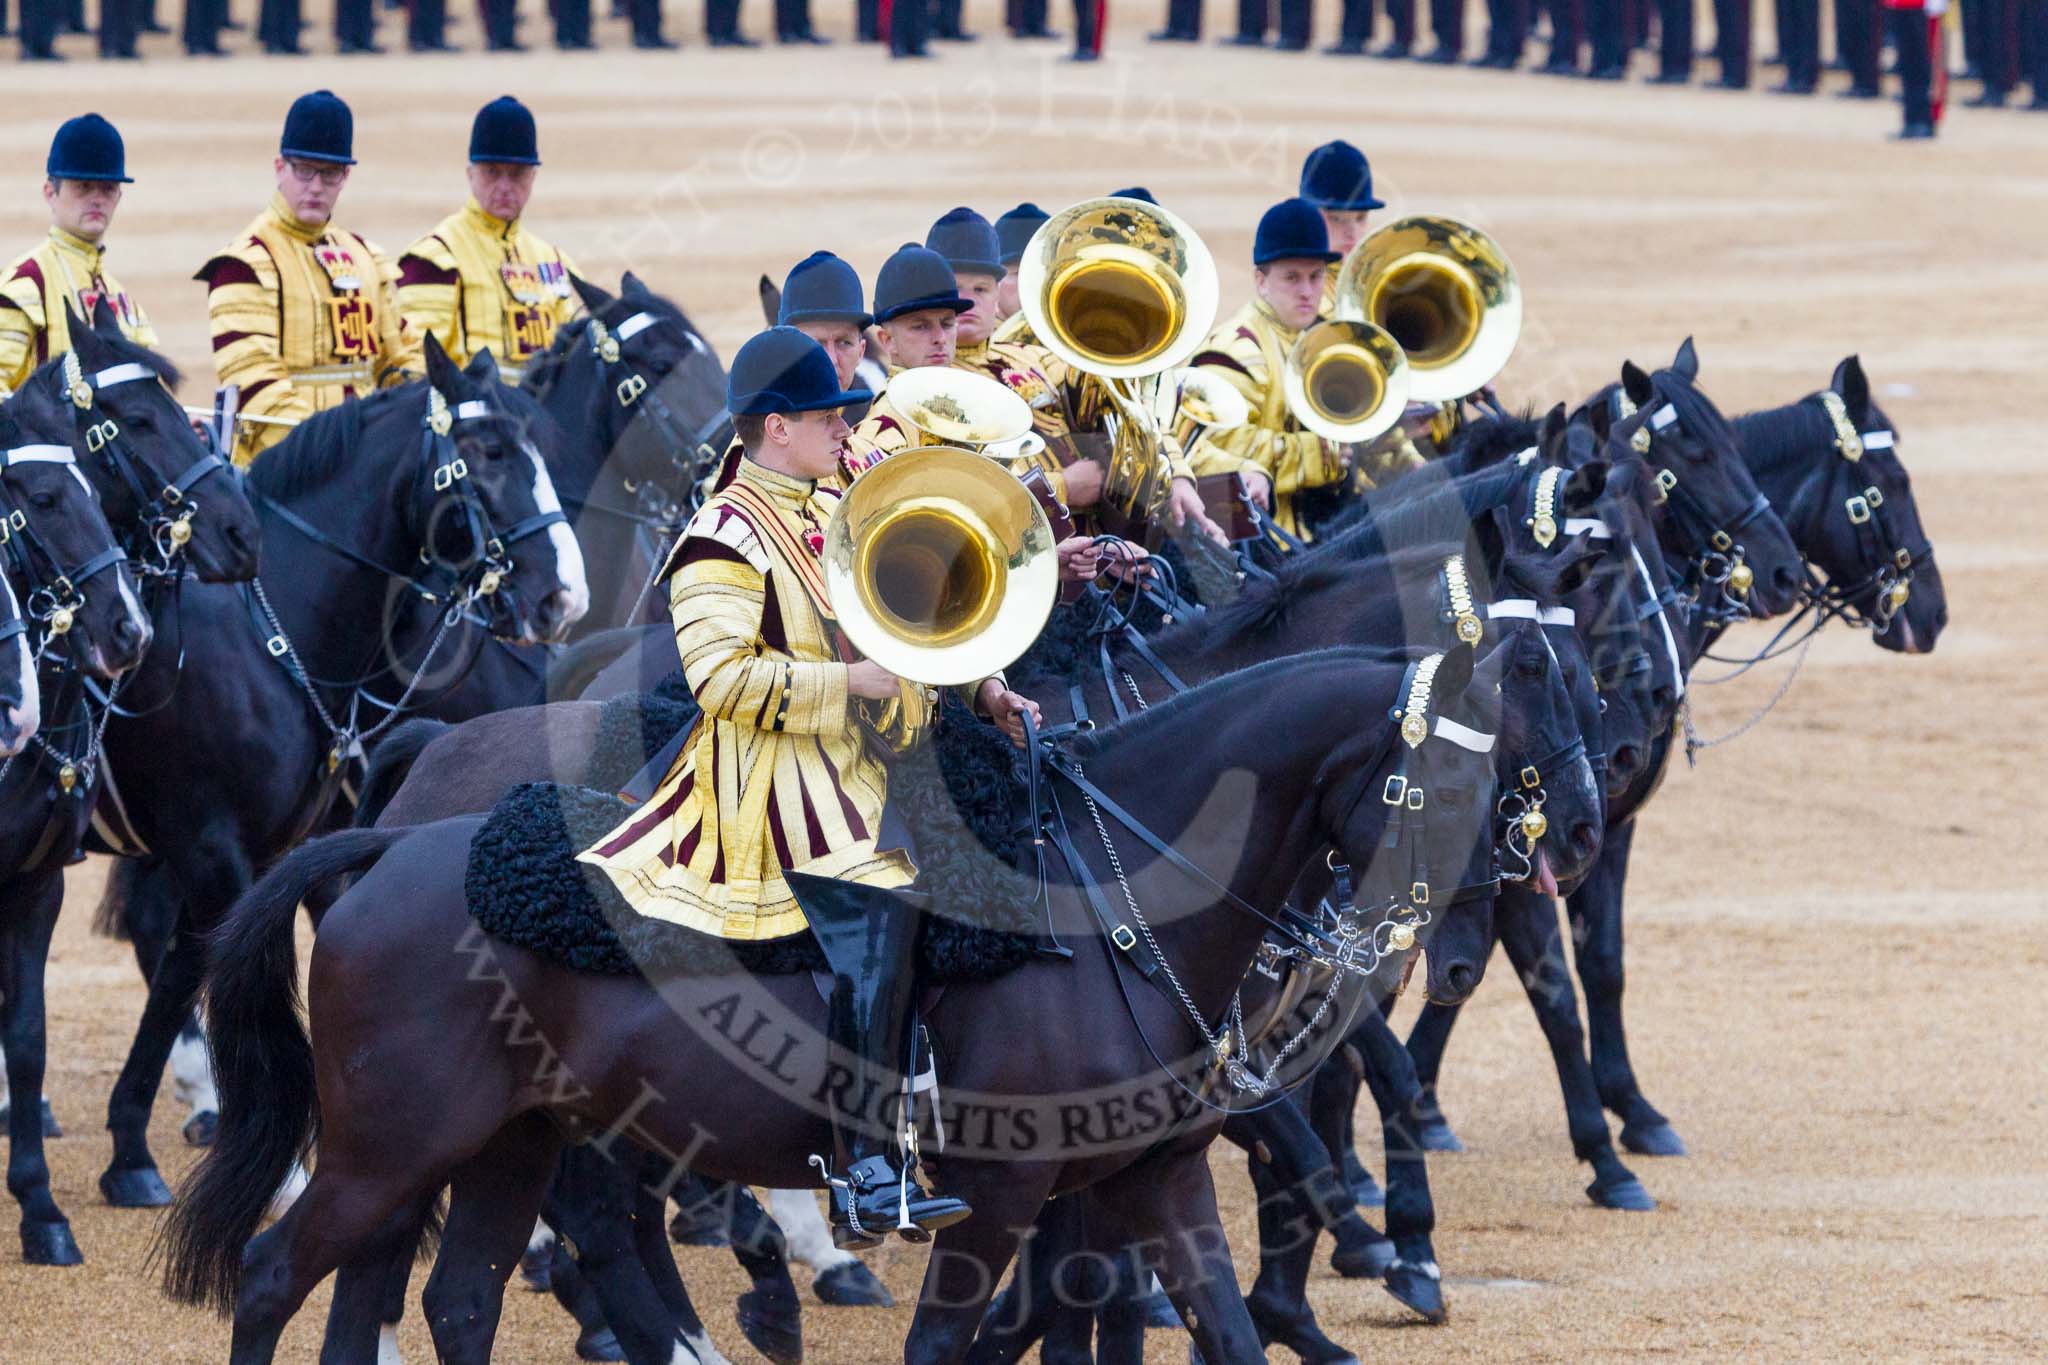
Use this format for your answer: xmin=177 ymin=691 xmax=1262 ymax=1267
xmin=29 ymin=490 xmax=59 ymax=511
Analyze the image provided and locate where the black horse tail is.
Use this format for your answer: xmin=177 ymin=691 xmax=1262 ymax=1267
xmin=157 ymin=828 xmax=408 ymax=1314
xmin=91 ymin=853 xmax=145 ymax=940
xmin=355 ymin=718 xmax=449 ymax=828
xmin=544 ymin=624 xmax=646 ymax=700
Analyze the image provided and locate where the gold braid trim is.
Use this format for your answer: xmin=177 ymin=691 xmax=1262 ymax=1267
xmin=1442 ymin=555 xmax=1482 ymax=645
xmin=1400 ymin=652 xmax=1444 ymax=749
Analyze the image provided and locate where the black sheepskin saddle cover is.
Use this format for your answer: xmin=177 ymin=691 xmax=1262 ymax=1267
xmin=465 ymin=686 xmax=1045 ymax=984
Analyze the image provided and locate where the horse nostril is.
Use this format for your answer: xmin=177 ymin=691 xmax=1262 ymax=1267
xmin=1570 ymin=823 xmax=1601 ymax=860
xmin=114 ymin=614 xmax=150 ymax=652
xmin=1445 ymin=962 xmax=1478 ymax=1000
xmin=1772 ymin=565 xmax=1799 ymax=597
xmin=1612 ymin=745 xmax=1640 ymax=778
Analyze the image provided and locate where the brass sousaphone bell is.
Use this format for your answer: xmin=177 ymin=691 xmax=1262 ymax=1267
xmin=1332 ymin=214 xmax=1521 ymax=404
xmin=1283 ymin=319 xmax=1411 ymax=445
xmin=823 ymin=447 xmax=1059 ymax=746
xmin=881 ymin=366 xmax=1046 ymax=467
xmin=1018 ymin=195 xmax=1221 ymax=539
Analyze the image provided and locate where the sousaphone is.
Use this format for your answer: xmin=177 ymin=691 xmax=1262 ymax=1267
xmin=1332 ymin=214 xmax=1521 ymax=404
xmin=823 ymin=447 xmax=1059 ymax=746
xmin=1019 ymin=195 xmax=1221 ymax=539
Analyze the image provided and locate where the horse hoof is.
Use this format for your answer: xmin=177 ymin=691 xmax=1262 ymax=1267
xmin=573 ymin=1326 xmax=626 ymax=1362
xmin=811 ymin=1259 xmax=894 ymax=1308
xmin=736 ymin=1288 xmax=804 ymax=1365
xmin=1620 ymin=1120 xmax=1688 ymax=1157
xmin=1586 ymin=1175 xmax=1657 ymax=1211
xmin=20 ymin=1220 xmax=83 ymax=1266
xmin=1383 ymin=1264 xmax=1447 ymax=1324
xmin=1248 ymin=1300 xmax=1358 ymax=1363
xmin=182 ymin=1110 xmax=220 ymax=1148
xmin=1416 ymin=1115 xmax=1465 ymax=1152
xmin=99 ymin=1166 xmax=174 ymax=1208
xmin=1329 ymin=1229 xmax=1397 ymax=1279
xmin=1139 ymin=1288 xmax=1183 ymax=1328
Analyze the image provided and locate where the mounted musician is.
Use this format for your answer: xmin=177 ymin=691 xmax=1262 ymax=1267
xmin=991 ymin=202 xmax=1050 ymax=323
xmin=198 ymin=91 xmax=419 ymax=467
xmin=396 ymin=96 xmax=581 ymax=386
xmin=924 ymin=208 xmax=1103 ymax=515
xmin=577 ymin=326 xmax=1045 ymax=1247
xmin=0 ymin=115 xmax=157 ymax=401
xmin=1184 ymin=198 xmax=1355 ymax=543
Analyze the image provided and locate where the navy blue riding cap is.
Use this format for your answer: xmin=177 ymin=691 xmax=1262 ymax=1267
xmin=926 ymin=206 xmax=1005 ymax=280
xmin=727 ymin=327 xmax=874 ymax=416
xmin=872 ymin=245 xmax=970 ymax=325
xmin=47 ymin=114 xmax=132 ymax=184
xmin=994 ymin=202 xmax=1049 ymax=266
xmin=470 ymin=95 xmax=540 ymax=165
xmin=1299 ymin=139 xmax=1385 ymax=212
xmin=281 ymin=90 xmax=355 ymax=166
xmin=1253 ymin=197 xmax=1341 ymax=267
xmin=779 ymin=251 xmax=873 ymax=329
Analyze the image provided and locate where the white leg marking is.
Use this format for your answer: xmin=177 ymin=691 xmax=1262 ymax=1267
xmin=266 ymin=1159 xmax=310 ymax=1222
xmin=768 ymin=1187 xmax=853 ymax=1271
xmin=527 ymin=1217 xmax=556 ymax=1256
xmin=376 ymin=1323 xmax=402 ymax=1365
xmin=678 ymin=1329 xmax=726 ymax=1365
xmin=170 ymin=1027 xmax=219 ymax=1116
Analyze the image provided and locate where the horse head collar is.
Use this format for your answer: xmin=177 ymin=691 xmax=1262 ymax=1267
xmin=58 ymin=350 xmax=232 ymax=571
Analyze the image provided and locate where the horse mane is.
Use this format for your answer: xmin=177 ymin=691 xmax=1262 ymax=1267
xmin=1448 ymin=410 xmax=1544 ymax=468
xmin=1067 ymin=647 xmax=1402 ymax=760
xmin=1319 ymin=457 xmax=1524 ymax=560
xmin=1729 ymin=396 xmax=1831 ymax=486
xmin=82 ymin=326 xmax=183 ymax=391
xmin=246 ymin=386 xmax=417 ymax=501
xmin=1650 ymin=365 xmax=1737 ymax=457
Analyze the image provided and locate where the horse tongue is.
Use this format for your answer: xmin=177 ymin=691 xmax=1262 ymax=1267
xmin=1536 ymin=848 xmax=1560 ymax=898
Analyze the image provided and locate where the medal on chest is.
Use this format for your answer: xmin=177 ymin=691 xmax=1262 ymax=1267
xmin=500 ymin=262 xmax=554 ymax=360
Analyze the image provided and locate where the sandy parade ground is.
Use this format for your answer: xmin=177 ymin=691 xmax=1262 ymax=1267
xmin=0 ymin=7 xmax=2044 ymax=1360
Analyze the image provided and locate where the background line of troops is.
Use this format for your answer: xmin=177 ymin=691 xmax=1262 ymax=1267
xmin=9 ymin=0 xmax=2044 ymax=113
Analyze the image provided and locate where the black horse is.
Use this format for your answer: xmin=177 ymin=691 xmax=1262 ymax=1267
xmin=0 ymin=378 xmax=160 ymax=1265
xmin=90 ymin=335 xmax=587 ymax=1211
xmin=1404 ymin=345 xmax=1940 ymax=1206
xmin=163 ymin=644 xmax=1529 ymax=1364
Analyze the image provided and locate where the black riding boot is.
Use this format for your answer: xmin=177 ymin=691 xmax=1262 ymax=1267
xmin=789 ymin=871 xmax=970 ymax=1250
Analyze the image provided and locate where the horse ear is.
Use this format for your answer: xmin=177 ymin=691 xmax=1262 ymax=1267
xmin=571 ymin=272 xmax=614 ymax=314
xmin=465 ymin=346 xmax=502 ymax=386
xmin=1431 ymin=639 xmax=1477 ymax=703
xmin=422 ymin=331 xmax=462 ymax=394
xmin=1587 ymin=399 xmax=1612 ymax=441
xmin=620 ymin=271 xmax=650 ymax=299
xmin=90 ymin=293 xmax=123 ymax=337
xmin=760 ymin=274 xmax=782 ymax=327
xmin=1561 ymin=459 xmax=1608 ymax=515
xmin=1552 ymin=532 xmax=1603 ymax=596
xmin=1672 ymin=336 xmax=1699 ymax=380
xmin=1539 ymin=402 xmax=1568 ymax=457
xmin=1831 ymin=355 xmax=1870 ymax=424
xmin=1620 ymin=359 xmax=1655 ymax=408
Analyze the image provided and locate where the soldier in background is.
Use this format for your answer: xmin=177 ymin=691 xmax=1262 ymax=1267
xmin=198 ymin=91 xmax=418 ymax=466
xmin=0 ymin=115 xmax=156 ymax=398
xmin=397 ymin=96 xmax=580 ymax=385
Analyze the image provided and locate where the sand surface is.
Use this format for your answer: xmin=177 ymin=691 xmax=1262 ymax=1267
xmin=0 ymin=11 xmax=2043 ymax=1361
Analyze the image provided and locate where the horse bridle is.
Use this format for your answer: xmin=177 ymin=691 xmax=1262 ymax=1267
xmin=0 ymin=443 xmax=128 ymax=644
xmin=1794 ymin=392 xmax=1929 ymax=634
xmin=59 ymin=352 xmax=234 ymax=571
xmin=1609 ymin=390 xmax=1772 ymax=628
xmin=585 ymin=312 xmax=733 ymax=505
